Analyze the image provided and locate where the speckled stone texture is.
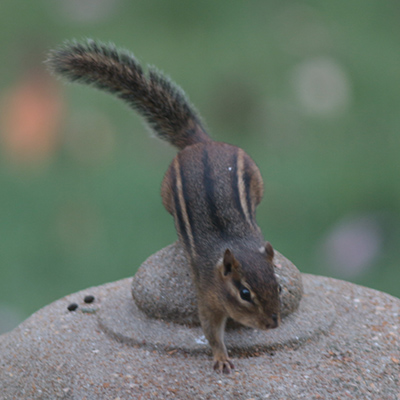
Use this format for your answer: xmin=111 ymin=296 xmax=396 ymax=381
xmin=102 ymin=276 xmax=332 ymax=354
xmin=0 ymin=274 xmax=399 ymax=399
xmin=131 ymin=241 xmax=303 ymax=325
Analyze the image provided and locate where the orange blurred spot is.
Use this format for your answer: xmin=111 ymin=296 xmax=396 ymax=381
xmin=1 ymin=69 xmax=64 ymax=165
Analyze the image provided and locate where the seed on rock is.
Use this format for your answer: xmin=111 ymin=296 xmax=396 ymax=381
xmin=81 ymin=307 xmax=97 ymax=314
xmin=84 ymin=295 xmax=95 ymax=304
xmin=67 ymin=303 xmax=78 ymax=312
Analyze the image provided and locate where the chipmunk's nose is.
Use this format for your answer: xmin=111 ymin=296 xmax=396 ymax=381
xmin=270 ymin=313 xmax=279 ymax=329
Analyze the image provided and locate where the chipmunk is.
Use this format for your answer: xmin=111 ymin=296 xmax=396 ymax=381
xmin=47 ymin=40 xmax=281 ymax=374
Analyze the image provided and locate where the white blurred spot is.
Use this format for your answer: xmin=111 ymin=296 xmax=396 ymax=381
xmin=55 ymin=0 xmax=121 ymax=23
xmin=195 ymin=335 xmax=208 ymax=345
xmin=291 ymin=57 xmax=352 ymax=117
xmin=321 ymin=214 xmax=383 ymax=278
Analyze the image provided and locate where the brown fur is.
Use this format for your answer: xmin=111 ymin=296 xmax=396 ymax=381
xmin=47 ymin=39 xmax=281 ymax=374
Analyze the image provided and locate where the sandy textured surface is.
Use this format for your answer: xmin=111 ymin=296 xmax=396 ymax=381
xmin=0 ymin=274 xmax=399 ymax=399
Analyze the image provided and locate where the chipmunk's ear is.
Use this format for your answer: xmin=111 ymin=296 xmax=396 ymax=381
xmin=264 ymin=242 xmax=274 ymax=263
xmin=219 ymin=249 xmax=240 ymax=277
xmin=222 ymin=249 xmax=235 ymax=276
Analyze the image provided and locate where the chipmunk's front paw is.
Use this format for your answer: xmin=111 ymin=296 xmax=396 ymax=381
xmin=213 ymin=358 xmax=235 ymax=374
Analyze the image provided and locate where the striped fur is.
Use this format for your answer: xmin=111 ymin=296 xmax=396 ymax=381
xmin=163 ymin=142 xmax=264 ymax=263
xmin=48 ymin=39 xmax=280 ymax=373
xmin=170 ymin=158 xmax=196 ymax=257
xmin=236 ymin=149 xmax=252 ymax=226
xmin=47 ymin=40 xmax=210 ymax=149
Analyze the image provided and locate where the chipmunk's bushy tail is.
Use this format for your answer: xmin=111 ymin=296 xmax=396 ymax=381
xmin=46 ymin=39 xmax=210 ymax=150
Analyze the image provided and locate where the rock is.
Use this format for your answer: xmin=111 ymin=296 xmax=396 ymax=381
xmin=131 ymin=241 xmax=303 ymax=325
xmin=1 ymin=275 xmax=399 ymax=399
xmin=102 ymin=276 xmax=332 ymax=355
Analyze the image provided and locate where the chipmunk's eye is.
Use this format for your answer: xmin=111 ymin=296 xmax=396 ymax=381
xmin=278 ymin=284 xmax=282 ymax=294
xmin=239 ymin=287 xmax=251 ymax=302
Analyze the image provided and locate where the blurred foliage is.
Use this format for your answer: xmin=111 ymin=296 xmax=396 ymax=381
xmin=0 ymin=0 xmax=399 ymax=332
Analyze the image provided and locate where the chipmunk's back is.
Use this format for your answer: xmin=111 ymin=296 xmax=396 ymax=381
xmin=162 ymin=142 xmax=264 ymax=258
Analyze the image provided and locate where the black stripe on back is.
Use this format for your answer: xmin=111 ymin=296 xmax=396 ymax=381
xmin=202 ymin=147 xmax=226 ymax=233
xmin=170 ymin=164 xmax=191 ymax=250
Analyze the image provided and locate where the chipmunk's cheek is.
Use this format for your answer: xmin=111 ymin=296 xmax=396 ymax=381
xmin=238 ymin=315 xmax=259 ymax=330
xmin=248 ymin=318 xmax=269 ymax=331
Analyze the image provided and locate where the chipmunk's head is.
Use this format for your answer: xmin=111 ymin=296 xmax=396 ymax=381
xmin=217 ymin=242 xmax=281 ymax=330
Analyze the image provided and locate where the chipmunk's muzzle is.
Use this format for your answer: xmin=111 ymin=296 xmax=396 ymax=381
xmin=266 ymin=313 xmax=279 ymax=329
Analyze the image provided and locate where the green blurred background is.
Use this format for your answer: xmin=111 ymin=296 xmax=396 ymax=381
xmin=0 ymin=0 xmax=399 ymax=333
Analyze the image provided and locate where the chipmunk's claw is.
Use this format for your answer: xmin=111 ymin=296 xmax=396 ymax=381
xmin=213 ymin=359 xmax=235 ymax=374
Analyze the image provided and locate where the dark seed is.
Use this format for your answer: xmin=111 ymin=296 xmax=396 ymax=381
xmin=67 ymin=303 xmax=78 ymax=311
xmin=84 ymin=295 xmax=95 ymax=304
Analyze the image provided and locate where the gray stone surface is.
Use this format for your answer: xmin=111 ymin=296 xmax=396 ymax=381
xmin=103 ymin=277 xmax=332 ymax=354
xmin=132 ymin=241 xmax=303 ymax=325
xmin=1 ymin=274 xmax=399 ymax=399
